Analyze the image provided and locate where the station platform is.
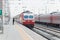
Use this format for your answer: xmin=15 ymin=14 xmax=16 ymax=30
xmin=0 ymin=21 xmax=47 ymax=40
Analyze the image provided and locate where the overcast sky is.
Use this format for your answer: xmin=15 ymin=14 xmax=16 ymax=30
xmin=8 ymin=0 xmax=60 ymax=18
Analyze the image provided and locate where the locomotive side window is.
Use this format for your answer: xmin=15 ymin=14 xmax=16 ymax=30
xmin=24 ymin=15 xmax=28 ymax=18
xmin=29 ymin=15 xmax=33 ymax=18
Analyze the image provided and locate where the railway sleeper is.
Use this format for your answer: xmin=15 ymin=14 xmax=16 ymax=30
xmin=35 ymin=21 xmax=60 ymax=28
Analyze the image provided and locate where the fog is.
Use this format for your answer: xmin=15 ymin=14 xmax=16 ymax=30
xmin=9 ymin=0 xmax=60 ymax=18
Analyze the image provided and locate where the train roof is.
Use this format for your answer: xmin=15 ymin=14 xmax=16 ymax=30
xmin=22 ymin=11 xmax=32 ymax=13
xmin=50 ymin=12 xmax=60 ymax=14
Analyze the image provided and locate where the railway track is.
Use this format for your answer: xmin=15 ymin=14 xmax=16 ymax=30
xmin=34 ymin=24 xmax=60 ymax=38
xmin=35 ymin=24 xmax=60 ymax=33
xmin=32 ymin=23 xmax=60 ymax=40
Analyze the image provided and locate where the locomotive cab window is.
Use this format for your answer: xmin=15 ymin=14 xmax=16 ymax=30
xmin=24 ymin=15 xmax=28 ymax=18
xmin=29 ymin=15 xmax=33 ymax=18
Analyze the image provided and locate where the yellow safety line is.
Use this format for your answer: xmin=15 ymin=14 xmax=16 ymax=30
xmin=15 ymin=25 xmax=34 ymax=40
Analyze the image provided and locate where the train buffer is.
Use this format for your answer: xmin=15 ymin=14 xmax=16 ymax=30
xmin=0 ymin=21 xmax=47 ymax=40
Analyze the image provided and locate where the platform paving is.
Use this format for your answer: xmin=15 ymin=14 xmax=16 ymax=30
xmin=0 ymin=19 xmax=47 ymax=40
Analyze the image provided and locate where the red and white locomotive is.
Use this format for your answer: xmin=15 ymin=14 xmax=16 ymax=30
xmin=35 ymin=12 xmax=60 ymax=28
xmin=19 ymin=11 xmax=35 ymax=28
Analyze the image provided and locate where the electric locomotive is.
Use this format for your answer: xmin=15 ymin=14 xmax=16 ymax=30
xmin=20 ymin=11 xmax=35 ymax=28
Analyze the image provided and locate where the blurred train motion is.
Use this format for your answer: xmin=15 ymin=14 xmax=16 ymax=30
xmin=35 ymin=12 xmax=60 ymax=28
xmin=15 ymin=11 xmax=35 ymax=29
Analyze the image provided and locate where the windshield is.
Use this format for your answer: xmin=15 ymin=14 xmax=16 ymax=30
xmin=29 ymin=15 xmax=33 ymax=18
xmin=24 ymin=15 xmax=28 ymax=18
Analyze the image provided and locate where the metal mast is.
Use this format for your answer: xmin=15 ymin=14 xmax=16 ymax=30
xmin=0 ymin=0 xmax=3 ymax=33
xmin=3 ymin=0 xmax=10 ymax=24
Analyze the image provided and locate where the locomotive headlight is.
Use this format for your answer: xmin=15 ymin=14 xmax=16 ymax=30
xmin=32 ymin=20 xmax=35 ymax=22
xmin=20 ymin=19 xmax=25 ymax=22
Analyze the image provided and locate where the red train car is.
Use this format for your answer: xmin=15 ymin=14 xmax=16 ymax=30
xmin=35 ymin=12 xmax=60 ymax=28
xmin=19 ymin=11 xmax=35 ymax=28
